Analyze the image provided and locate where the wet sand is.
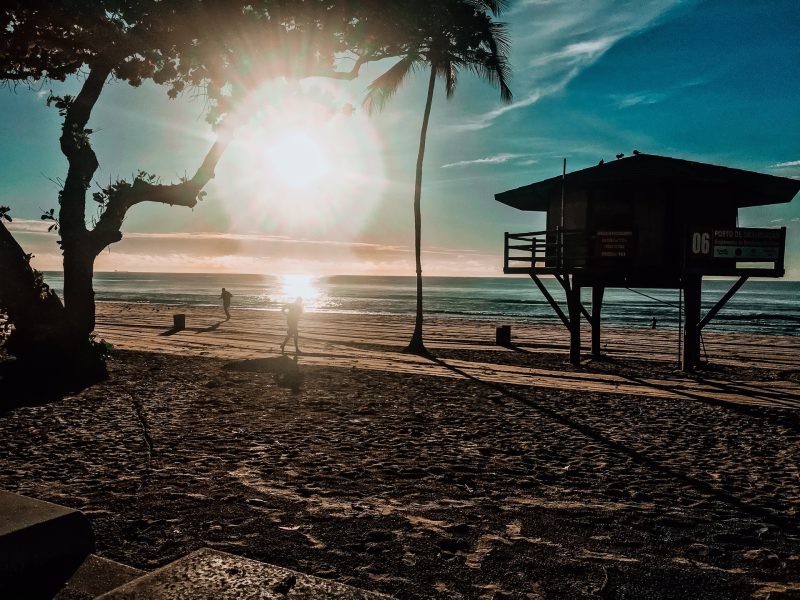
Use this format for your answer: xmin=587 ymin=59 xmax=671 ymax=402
xmin=1 ymin=304 xmax=799 ymax=598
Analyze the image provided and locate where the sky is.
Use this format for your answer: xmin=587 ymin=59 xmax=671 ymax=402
xmin=1 ymin=0 xmax=799 ymax=277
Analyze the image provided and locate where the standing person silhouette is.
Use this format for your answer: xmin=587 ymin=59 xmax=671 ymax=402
xmin=220 ymin=288 xmax=233 ymax=320
xmin=280 ymin=297 xmax=304 ymax=354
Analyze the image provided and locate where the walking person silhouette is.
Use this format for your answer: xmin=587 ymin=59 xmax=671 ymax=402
xmin=220 ymin=288 xmax=233 ymax=320
xmin=280 ymin=297 xmax=304 ymax=354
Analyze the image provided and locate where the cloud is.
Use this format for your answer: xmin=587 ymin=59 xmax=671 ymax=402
xmin=512 ymin=0 xmax=554 ymax=8
xmin=5 ymin=218 xmax=52 ymax=233
xmin=455 ymin=90 xmax=543 ymax=131
xmin=611 ymin=77 xmax=707 ymax=110
xmin=458 ymin=0 xmax=682 ymax=130
xmin=7 ymin=225 xmax=501 ymax=276
xmin=440 ymin=153 xmax=535 ymax=169
xmin=527 ymin=35 xmax=621 ymax=70
xmin=614 ymin=92 xmax=667 ymax=109
xmin=770 ymin=160 xmax=800 ymax=168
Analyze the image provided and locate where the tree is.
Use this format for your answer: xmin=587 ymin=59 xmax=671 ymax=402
xmin=0 ymin=1 xmax=416 ymax=368
xmin=363 ymin=0 xmax=512 ymax=355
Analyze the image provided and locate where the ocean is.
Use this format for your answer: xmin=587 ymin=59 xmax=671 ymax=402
xmin=42 ymin=272 xmax=800 ymax=337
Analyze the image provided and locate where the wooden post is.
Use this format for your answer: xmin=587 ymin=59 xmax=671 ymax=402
xmin=503 ymin=232 xmax=509 ymax=272
xmin=682 ymin=275 xmax=702 ymax=371
xmin=567 ymin=281 xmax=581 ymax=365
xmin=777 ymin=226 xmax=786 ymax=274
xmin=591 ymin=286 xmax=604 ymax=358
xmin=699 ymin=276 xmax=747 ymax=330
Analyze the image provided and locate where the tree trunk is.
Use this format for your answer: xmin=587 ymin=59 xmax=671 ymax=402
xmin=0 ymin=65 xmax=108 ymax=370
xmin=404 ymin=66 xmax=437 ymax=356
xmin=55 ymin=65 xmax=109 ymax=347
xmin=62 ymin=244 xmax=97 ymax=344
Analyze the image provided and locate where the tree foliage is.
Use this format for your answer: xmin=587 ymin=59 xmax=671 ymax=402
xmin=0 ymin=0 xmax=423 ymax=362
xmin=0 ymin=0 xmax=509 ymax=367
xmin=364 ymin=0 xmax=512 ymax=112
xmin=2 ymin=1 xmax=409 ymax=106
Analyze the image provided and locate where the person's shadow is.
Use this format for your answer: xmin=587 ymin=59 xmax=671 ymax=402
xmin=224 ymin=354 xmax=304 ymax=393
xmin=160 ymin=320 xmax=225 ymax=336
xmin=194 ymin=321 xmax=225 ymax=334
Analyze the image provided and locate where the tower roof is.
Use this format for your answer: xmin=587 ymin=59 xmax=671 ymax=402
xmin=495 ymin=153 xmax=800 ymax=211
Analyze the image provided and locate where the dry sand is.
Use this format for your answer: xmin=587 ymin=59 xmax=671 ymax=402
xmin=1 ymin=303 xmax=799 ymax=598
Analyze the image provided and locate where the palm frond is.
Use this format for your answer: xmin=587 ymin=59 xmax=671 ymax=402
xmin=488 ymin=21 xmax=512 ymax=57
xmin=362 ymin=53 xmax=420 ymax=114
xmin=457 ymin=16 xmax=512 ymax=103
xmin=437 ymin=59 xmax=459 ymax=99
xmin=465 ymin=0 xmax=510 ymax=17
xmin=466 ymin=52 xmax=512 ymax=103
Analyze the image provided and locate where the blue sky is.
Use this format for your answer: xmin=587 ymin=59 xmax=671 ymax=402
xmin=2 ymin=0 xmax=799 ymax=276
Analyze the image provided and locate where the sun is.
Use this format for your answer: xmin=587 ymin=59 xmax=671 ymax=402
xmin=264 ymin=131 xmax=331 ymax=189
xmin=220 ymin=79 xmax=387 ymax=234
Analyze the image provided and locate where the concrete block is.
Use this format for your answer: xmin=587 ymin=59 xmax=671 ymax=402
xmin=98 ymin=548 xmax=394 ymax=599
xmin=57 ymin=554 xmax=144 ymax=599
xmin=0 ymin=490 xmax=94 ymax=599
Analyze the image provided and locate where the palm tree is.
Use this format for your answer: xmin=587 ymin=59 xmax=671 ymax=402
xmin=364 ymin=0 xmax=512 ymax=355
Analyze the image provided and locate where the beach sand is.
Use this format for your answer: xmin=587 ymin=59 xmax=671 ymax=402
xmin=1 ymin=303 xmax=799 ymax=598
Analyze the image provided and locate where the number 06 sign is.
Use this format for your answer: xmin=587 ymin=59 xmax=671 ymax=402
xmin=688 ymin=228 xmax=783 ymax=262
xmin=691 ymin=232 xmax=711 ymax=255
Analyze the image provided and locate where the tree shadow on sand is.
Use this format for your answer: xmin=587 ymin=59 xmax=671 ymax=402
xmin=223 ymin=354 xmax=304 ymax=393
xmin=0 ymin=357 xmax=107 ymax=415
xmin=424 ymin=353 xmax=800 ymax=535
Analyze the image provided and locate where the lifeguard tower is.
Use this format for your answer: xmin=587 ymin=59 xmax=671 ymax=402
xmin=496 ymin=153 xmax=799 ymax=370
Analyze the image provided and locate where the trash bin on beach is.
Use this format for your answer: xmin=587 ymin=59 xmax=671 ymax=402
xmin=496 ymin=325 xmax=511 ymax=346
xmin=173 ymin=314 xmax=186 ymax=330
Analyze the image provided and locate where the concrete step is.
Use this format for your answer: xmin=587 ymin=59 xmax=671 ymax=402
xmin=55 ymin=554 xmax=144 ymax=599
xmin=0 ymin=489 xmax=94 ymax=599
xmin=98 ymin=548 xmax=394 ymax=599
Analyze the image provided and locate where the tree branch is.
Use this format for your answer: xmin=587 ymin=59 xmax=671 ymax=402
xmin=323 ymin=52 xmax=381 ymax=80
xmin=58 ymin=64 xmax=113 ymax=241
xmin=89 ymin=137 xmax=229 ymax=253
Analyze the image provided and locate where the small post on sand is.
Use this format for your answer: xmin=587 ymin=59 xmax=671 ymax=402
xmin=173 ymin=314 xmax=186 ymax=331
xmin=496 ymin=325 xmax=511 ymax=346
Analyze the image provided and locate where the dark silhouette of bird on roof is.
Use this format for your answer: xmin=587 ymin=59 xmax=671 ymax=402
xmin=616 ymin=153 xmax=624 ymax=159
xmin=597 ymin=159 xmax=604 ymax=166
xmin=633 ymin=149 xmax=641 ymax=155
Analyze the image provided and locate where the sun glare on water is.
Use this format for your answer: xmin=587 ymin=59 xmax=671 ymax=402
xmin=277 ymin=274 xmax=322 ymax=308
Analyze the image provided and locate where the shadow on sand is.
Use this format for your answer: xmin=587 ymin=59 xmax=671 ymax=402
xmin=0 ymin=358 xmax=107 ymax=415
xmin=224 ymin=354 xmax=304 ymax=392
xmin=160 ymin=320 xmax=226 ymax=336
xmin=194 ymin=321 xmax=225 ymax=334
xmin=424 ymin=352 xmax=799 ymax=534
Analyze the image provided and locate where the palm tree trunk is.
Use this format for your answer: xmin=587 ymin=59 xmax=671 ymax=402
xmin=404 ymin=66 xmax=437 ymax=356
